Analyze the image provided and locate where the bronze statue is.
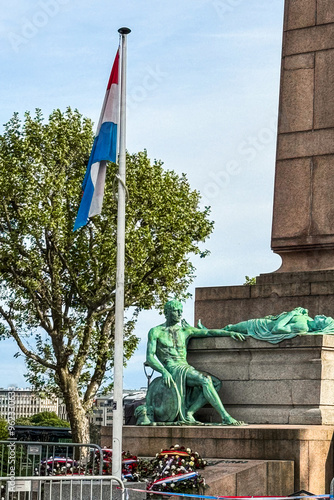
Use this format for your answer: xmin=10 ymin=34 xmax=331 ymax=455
xmin=222 ymin=307 xmax=334 ymax=344
xmin=136 ymin=303 xmax=334 ymax=426
xmin=142 ymin=299 xmax=245 ymax=426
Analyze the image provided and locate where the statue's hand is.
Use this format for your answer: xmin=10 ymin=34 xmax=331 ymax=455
xmin=181 ymin=319 xmax=191 ymax=329
xmin=230 ymin=332 xmax=245 ymax=341
xmin=162 ymin=370 xmax=173 ymax=388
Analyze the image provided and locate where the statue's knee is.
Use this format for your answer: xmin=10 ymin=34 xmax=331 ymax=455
xmin=202 ymin=375 xmax=213 ymax=389
xmin=213 ymin=377 xmax=222 ymax=391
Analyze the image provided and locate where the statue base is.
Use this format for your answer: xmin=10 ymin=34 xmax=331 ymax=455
xmin=194 ymin=270 xmax=334 ymax=425
xmin=187 ymin=334 xmax=334 ymax=425
xmin=101 ymin=424 xmax=334 ymax=495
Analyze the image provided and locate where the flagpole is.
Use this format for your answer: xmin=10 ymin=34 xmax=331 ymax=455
xmin=112 ymin=26 xmax=131 ymax=479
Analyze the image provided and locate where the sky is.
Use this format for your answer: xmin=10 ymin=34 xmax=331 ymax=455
xmin=0 ymin=0 xmax=284 ymax=390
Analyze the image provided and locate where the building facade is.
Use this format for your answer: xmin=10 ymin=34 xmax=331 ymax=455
xmin=0 ymin=388 xmax=67 ymax=421
xmin=89 ymin=389 xmax=146 ymax=427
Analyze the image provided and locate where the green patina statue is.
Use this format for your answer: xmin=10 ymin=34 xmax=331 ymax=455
xmin=140 ymin=299 xmax=245 ymax=426
xmin=136 ymin=303 xmax=334 ymax=426
xmin=223 ymin=307 xmax=334 ymax=344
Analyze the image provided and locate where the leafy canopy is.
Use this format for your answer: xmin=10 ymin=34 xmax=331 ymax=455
xmin=0 ymin=108 xmax=213 ymax=400
xmin=16 ymin=411 xmax=70 ymax=428
xmin=0 ymin=418 xmax=8 ymax=440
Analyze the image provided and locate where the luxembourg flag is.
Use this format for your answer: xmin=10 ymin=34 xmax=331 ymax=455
xmin=74 ymin=49 xmax=120 ymax=231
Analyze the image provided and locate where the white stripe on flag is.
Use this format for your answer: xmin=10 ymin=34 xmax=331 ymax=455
xmin=88 ymin=162 xmax=107 ymax=217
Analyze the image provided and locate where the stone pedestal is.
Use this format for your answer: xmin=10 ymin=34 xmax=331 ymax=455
xmin=194 ymin=270 xmax=334 ymax=425
xmin=188 ymin=334 xmax=334 ymax=425
xmin=201 ymin=459 xmax=294 ymax=498
xmin=101 ymin=425 xmax=334 ymax=495
xmin=195 ymin=270 xmax=334 ymax=328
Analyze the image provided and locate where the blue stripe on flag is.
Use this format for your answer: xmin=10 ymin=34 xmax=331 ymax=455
xmin=94 ymin=122 xmax=118 ymax=163
xmin=74 ymin=122 xmax=118 ymax=230
xmin=73 ymin=168 xmax=95 ymax=231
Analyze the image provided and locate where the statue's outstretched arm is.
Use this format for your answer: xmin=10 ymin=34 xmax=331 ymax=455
xmin=187 ymin=324 xmax=245 ymax=341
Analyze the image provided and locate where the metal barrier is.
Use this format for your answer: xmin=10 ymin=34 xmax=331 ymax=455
xmin=0 ymin=474 xmax=125 ymax=500
xmin=0 ymin=441 xmax=103 ymax=477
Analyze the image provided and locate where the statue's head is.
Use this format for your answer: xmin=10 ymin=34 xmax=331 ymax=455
xmin=311 ymin=315 xmax=334 ymax=331
xmin=164 ymin=299 xmax=183 ymax=324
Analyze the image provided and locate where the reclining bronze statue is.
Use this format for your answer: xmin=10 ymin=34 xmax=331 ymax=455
xmin=222 ymin=306 xmax=334 ymax=343
xmin=135 ymin=301 xmax=334 ymax=426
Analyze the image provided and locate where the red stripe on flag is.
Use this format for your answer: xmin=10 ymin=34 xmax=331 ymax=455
xmin=107 ymin=50 xmax=120 ymax=89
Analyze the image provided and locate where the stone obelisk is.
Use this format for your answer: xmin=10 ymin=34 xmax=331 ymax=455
xmin=272 ymin=0 xmax=334 ymax=272
xmin=196 ymin=0 xmax=334 ymax=327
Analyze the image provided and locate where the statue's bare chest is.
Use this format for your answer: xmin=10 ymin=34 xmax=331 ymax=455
xmin=158 ymin=327 xmax=187 ymax=350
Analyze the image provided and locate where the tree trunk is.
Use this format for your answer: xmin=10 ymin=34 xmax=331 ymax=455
xmin=59 ymin=372 xmax=90 ymax=444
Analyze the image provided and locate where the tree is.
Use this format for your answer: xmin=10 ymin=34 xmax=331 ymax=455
xmin=16 ymin=411 xmax=70 ymax=427
xmin=0 ymin=418 xmax=8 ymax=440
xmin=0 ymin=108 xmax=213 ymax=443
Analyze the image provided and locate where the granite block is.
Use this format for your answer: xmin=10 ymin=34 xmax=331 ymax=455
xmin=277 ymin=129 xmax=334 ymax=160
xmin=284 ymin=23 xmax=334 ymax=56
xmin=286 ymin=0 xmax=316 ymax=30
xmin=271 ymin=158 xmax=312 ymax=237
xmin=321 ymin=355 xmax=334 ymax=379
xmin=221 ymin=380 xmax=294 ymax=406
xmin=202 ymin=463 xmax=237 ymax=497
xmin=250 ymin=281 xmax=311 ymax=298
xmin=269 ymin=250 xmax=334 ymax=273
xmin=288 ymin=407 xmax=322 ymax=424
xmin=248 ymin=351 xmax=322 ymax=380
xmin=266 ymin=460 xmax=295 ymax=496
xmin=314 ymin=50 xmax=334 ymax=129
xmin=311 ymin=155 xmax=334 ymax=234
xmin=308 ymin=439 xmax=332 ymax=492
xmin=291 ymin=379 xmax=321 ymax=405
xmin=317 ymin=0 xmax=334 ymax=25
xmin=256 ymin=270 xmax=334 ymax=284
xmin=319 ymin=379 xmax=334 ymax=405
xmin=284 ymin=53 xmax=314 ymax=70
xmin=236 ymin=462 xmax=267 ymax=496
xmin=310 ymin=279 xmax=334 ymax=295
xmin=279 ymin=68 xmax=314 ymax=133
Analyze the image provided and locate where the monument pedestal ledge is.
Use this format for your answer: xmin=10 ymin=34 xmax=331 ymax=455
xmin=188 ymin=331 xmax=334 ymax=425
xmin=101 ymin=424 xmax=333 ymax=495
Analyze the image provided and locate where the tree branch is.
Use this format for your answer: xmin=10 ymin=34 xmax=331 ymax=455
xmin=71 ymin=310 xmax=95 ymax=379
xmin=82 ymin=311 xmax=114 ymax=409
xmin=0 ymin=305 xmax=57 ymax=370
xmin=50 ymin=238 xmax=90 ymax=309
xmin=8 ymin=265 xmax=53 ymax=333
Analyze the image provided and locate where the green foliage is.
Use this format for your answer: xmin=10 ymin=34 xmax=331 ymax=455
xmin=0 ymin=418 xmax=8 ymax=440
xmin=0 ymin=108 xmax=213 ymax=440
xmin=16 ymin=411 xmax=70 ymax=428
xmin=243 ymin=276 xmax=256 ymax=286
xmin=15 ymin=417 xmax=32 ymax=426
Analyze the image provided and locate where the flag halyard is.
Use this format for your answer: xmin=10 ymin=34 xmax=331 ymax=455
xmin=74 ymin=49 xmax=120 ymax=231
